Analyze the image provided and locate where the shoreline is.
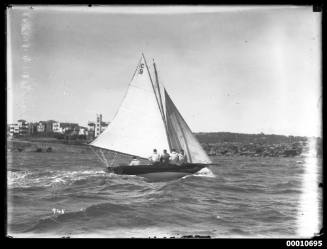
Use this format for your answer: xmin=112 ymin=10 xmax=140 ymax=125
xmin=7 ymin=137 xmax=91 ymax=153
xmin=6 ymin=137 xmax=318 ymax=159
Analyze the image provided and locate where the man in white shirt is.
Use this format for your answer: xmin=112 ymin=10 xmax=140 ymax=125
xmin=169 ymin=149 xmax=179 ymax=165
xmin=178 ymin=149 xmax=187 ymax=165
xmin=149 ymin=149 xmax=160 ymax=165
xmin=129 ymin=156 xmax=141 ymax=166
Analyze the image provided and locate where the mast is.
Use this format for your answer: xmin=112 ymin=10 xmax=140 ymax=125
xmin=142 ymin=53 xmax=161 ymax=114
xmin=153 ymin=59 xmax=165 ymax=117
xmin=153 ymin=59 xmax=172 ymax=151
xmin=142 ymin=54 xmax=172 ymax=151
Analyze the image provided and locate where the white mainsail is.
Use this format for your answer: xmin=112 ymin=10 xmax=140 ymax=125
xmin=90 ymin=55 xmax=170 ymax=158
xmin=90 ymin=54 xmax=211 ymax=164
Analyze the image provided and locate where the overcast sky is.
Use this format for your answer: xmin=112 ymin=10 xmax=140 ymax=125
xmin=7 ymin=5 xmax=321 ymax=137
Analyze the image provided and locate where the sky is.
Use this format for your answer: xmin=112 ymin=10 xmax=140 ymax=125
xmin=7 ymin=5 xmax=321 ymax=137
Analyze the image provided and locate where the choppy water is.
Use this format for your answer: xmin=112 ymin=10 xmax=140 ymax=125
xmin=6 ymin=150 xmax=321 ymax=238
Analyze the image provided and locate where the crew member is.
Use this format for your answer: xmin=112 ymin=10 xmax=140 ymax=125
xmin=178 ymin=149 xmax=187 ymax=165
xmin=169 ymin=149 xmax=179 ymax=165
xmin=129 ymin=156 xmax=141 ymax=166
xmin=160 ymin=149 xmax=170 ymax=165
xmin=149 ymin=149 xmax=160 ymax=166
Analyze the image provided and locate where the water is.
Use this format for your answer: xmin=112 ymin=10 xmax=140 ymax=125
xmin=6 ymin=150 xmax=321 ymax=238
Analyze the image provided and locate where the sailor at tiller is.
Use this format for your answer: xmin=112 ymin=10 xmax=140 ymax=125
xmin=169 ymin=149 xmax=179 ymax=165
xmin=149 ymin=149 xmax=161 ymax=165
xmin=129 ymin=156 xmax=141 ymax=166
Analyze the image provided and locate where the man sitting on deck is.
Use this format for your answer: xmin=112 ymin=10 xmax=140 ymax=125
xmin=160 ymin=149 xmax=170 ymax=166
xmin=169 ymin=149 xmax=179 ymax=165
xmin=149 ymin=149 xmax=161 ymax=166
xmin=129 ymin=156 xmax=141 ymax=166
xmin=178 ymin=149 xmax=187 ymax=165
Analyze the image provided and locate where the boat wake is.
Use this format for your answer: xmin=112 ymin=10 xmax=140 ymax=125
xmin=180 ymin=167 xmax=215 ymax=179
xmin=193 ymin=167 xmax=216 ymax=178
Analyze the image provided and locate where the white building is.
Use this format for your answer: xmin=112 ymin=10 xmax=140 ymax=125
xmin=17 ymin=120 xmax=28 ymax=127
xmin=52 ymin=122 xmax=63 ymax=133
xmin=78 ymin=127 xmax=88 ymax=136
xmin=18 ymin=120 xmax=29 ymax=135
xmin=9 ymin=124 xmax=19 ymax=136
xmin=37 ymin=122 xmax=46 ymax=133
xmin=89 ymin=114 xmax=109 ymax=138
xmin=9 ymin=120 xmax=29 ymax=136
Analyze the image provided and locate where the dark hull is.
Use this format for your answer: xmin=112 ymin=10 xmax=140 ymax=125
xmin=106 ymin=163 xmax=207 ymax=177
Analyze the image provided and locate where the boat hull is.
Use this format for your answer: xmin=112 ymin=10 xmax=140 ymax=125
xmin=106 ymin=163 xmax=207 ymax=179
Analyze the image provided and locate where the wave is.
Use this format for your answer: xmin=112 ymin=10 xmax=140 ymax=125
xmin=271 ymin=180 xmax=300 ymax=189
xmin=8 ymin=168 xmax=23 ymax=172
xmin=228 ymin=228 xmax=251 ymax=235
xmin=7 ymin=170 xmax=32 ymax=186
xmin=266 ymin=180 xmax=302 ymax=194
xmin=16 ymin=227 xmax=177 ymax=238
xmin=8 ymin=165 xmax=215 ymax=191
xmin=9 ymin=155 xmax=306 ymax=238
xmin=252 ymin=209 xmax=293 ymax=222
xmin=24 ymin=201 xmax=146 ymax=233
xmin=270 ymin=189 xmax=302 ymax=195
xmin=8 ymin=169 xmax=107 ymax=189
xmin=219 ymin=184 xmax=266 ymax=194
xmin=193 ymin=167 xmax=216 ymax=178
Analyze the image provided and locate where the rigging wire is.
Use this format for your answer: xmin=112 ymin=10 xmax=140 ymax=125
xmin=100 ymin=149 xmax=109 ymax=167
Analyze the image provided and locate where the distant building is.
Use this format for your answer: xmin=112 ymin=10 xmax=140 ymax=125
xmin=60 ymin=122 xmax=79 ymax=134
xmin=8 ymin=120 xmax=28 ymax=136
xmin=17 ymin=119 xmax=29 ymax=136
xmin=28 ymin=122 xmax=38 ymax=135
xmin=37 ymin=122 xmax=46 ymax=133
xmin=78 ymin=126 xmax=88 ymax=136
xmin=8 ymin=120 xmax=31 ymax=136
xmin=88 ymin=114 xmax=109 ymax=138
xmin=88 ymin=122 xmax=95 ymax=131
xmin=95 ymin=114 xmax=102 ymax=137
xmin=52 ymin=122 xmax=63 ymax=133
xmin=93 ymin=114 xmax=110 ymax=137
xmin=45 ymin=120 xmax=56 ymax=134
xmin=9 ymin=123 xmax=19 ymax=136
xmin=87 ymin=122 xmax=95 ymax=138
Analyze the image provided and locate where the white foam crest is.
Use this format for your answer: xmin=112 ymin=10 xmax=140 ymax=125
xmin=193 ymin=167 xmax=216 ymax=178
xmin=58 ymin=170 xmax=105 ymax=178
xmin=8 ymin=169 xmax=107 ymax=188
xmin=47 ymin=170 xmax=106 ymax=186
xmin=7 ymin=170 xmax=31 ymax=187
